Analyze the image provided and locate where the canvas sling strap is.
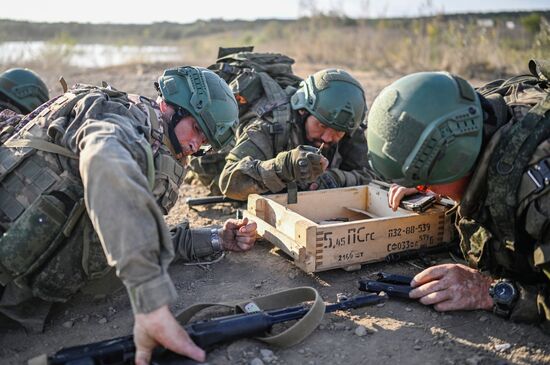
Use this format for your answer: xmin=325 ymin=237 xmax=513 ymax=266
xmin=175 ymin=286 xmax=325 ymax=347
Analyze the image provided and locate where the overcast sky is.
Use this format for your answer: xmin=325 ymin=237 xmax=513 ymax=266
xmin=2 ymin=0 xmax=549 ymax=24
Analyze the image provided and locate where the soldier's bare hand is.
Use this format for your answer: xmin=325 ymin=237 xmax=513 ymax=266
xmin=134 ymin=305 xmax=205 ymax=365
xmin=388 ymin=184 xmax=418 ymax=211
xmin=409 ymin=264 xmax=494 ymax=312
xmin=220 ymin=217 xmax=257 ymax=252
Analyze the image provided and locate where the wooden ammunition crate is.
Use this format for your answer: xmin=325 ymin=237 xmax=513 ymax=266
xmin=243 ymin=184 xmax=455 ymax=273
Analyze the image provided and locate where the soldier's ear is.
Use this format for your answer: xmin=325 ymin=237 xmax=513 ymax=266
xmin=158 ymin=99 xmax=174 ymax=115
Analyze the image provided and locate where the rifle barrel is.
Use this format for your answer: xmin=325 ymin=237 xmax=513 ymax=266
xmin=185 ymin=195 xmax=241 ymax=206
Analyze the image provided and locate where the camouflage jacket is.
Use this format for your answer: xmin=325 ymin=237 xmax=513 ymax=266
xmin=0 ymin=106 xmax=23 ymax=144
xmin=457 ymin=82 xmax=550 ymax=328
xmin=219 ymin=111 xmax=375 ymax=201
xmin=0 ymin=86 xmax=216 ymax=328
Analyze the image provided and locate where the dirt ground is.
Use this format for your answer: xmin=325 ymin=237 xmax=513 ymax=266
xmin=0 ymin=63 xmax=549 ymax=365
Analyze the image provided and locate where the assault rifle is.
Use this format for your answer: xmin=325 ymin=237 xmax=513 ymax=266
xmin=185 ymin=195 xmax=242 ymax=206
xmin=358 ymin=272 xmax=414 ymax=299
xmin=36 ymin=293 xmax=386 ymax=365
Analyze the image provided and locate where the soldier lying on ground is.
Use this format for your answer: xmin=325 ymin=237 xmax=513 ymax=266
xmin=0 ymin=68 xmax=49 ymax=143
xmin=0 ymin=66 xmax=257 ymax=364
xmin=366 ymin=61 xmax=550 ymax=332
xmin=219 ymin=68 xmax=378 ymax=200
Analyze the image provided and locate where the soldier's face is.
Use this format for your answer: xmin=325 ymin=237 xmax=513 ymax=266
xmin=174 ymin=116 xmax=208 ymax=156
xmin=304 ymin=114 xmax=345 ymax=148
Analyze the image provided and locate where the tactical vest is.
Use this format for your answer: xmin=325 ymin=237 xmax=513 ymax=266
xmin=0 ymin=85 xmax=185 ymax=302
xmin=458 ymin=59 xmax=550 ymax=280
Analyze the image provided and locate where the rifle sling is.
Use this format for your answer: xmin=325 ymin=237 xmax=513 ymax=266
xmin=175 ymin=286 xmax=325 ymax=347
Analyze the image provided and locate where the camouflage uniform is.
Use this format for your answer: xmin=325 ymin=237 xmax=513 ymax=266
xmin=0 ymin=86 xmax=219 ymax=331
xmin=219 ymin=111 xmax=375 ymax=201
xmin=0 ymin=107 xmax=22 ymax=144
xmin=458 ymin=77 xmax=550 ymax=328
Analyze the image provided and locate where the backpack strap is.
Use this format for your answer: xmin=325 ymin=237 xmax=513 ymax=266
xmin=175 ymin=286 xmax=325 ymax=347
xmin=486 ymin=93 xmax=550 ymax=248
xmin=3 ymin=135 xmax=78 ymax=159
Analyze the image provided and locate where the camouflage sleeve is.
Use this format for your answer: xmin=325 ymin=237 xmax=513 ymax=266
xmin=316 ymin=128 xmax=379 ymax=189
xmin=76 ymin=110 xmax=177 ymax=315
xmin=0 ymin=109 xmax=23 ymax=144
xmin=510 ymin=188 xmax=550 ymax=329
xmin=219 ymin=120 xmax=293 ymax=200
xmin=170 ymin=222 xmax=218 ymax=261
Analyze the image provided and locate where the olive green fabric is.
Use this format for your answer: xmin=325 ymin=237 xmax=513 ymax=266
xmin=188 ymin=50 xmax=305 ymax=194
xmin=456 ymin=63 xmax=550 ymax=328
xmin=0 ymin=85 xmax=216 ymax=331
xmin=219 ymin=111 xmax=376 ymax=201
xmin=175 ymin=286 xmax=325 ymax=348
xmin=0 ymin=68 xmax=49 ymax=114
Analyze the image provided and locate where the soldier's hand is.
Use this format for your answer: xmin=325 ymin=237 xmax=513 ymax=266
xmin=409 ymin=264 xmax=494 ymax=312
xmin=289 ymin=145 xmax=327 ymax=183
xmin=220 ymin=217 xmax=257 ymax=252
xmin=388 ymin=184 xmax=419 ymax=211
xmin=309 ymin=171 xmax=340 ymax=190
xmin=134 ymin=305 xmax=205 ymax=365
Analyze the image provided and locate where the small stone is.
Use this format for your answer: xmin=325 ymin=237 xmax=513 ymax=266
xmin=478 ymin=315 xmax=488 ymax=322
xmin=333 ymin=323 xmax=347 ymax=331
xmin=62 ymin=320 xmax=74 ymax=329
xmin=414 ymin=345 xmax=422 ymax=350
xmin=98 ymin=317 xmax=108 ymax=325
xmin=112 ymin=324 xmax=118 ymax=329
xmin=254 ymin=283 xmax=262 ymax=289
xmin=405 ymin=307 xmax=413 ymax=312
xmin=298 ymin=349 xmax=305 ymax=354
xmin=319 ymin=325 xmax=325 ymax=330
xmin=250 ymin=358 xmax=264 ymax=365
xmin=376 ymin=303 xmax=385 ymax=308
xmin=81 ymin=315 xmax=89 ymax=323
xmin=288 ymin=272 xmax=297 ymax=279
xmin=355 ymin=325 xmax=368 ymax=337
xmin=495 ymin=343 xmax=511 ymax=352
xmin=260 ymin=349 xmax=273 ymax=358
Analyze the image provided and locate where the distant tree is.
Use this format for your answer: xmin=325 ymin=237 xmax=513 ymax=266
xmin=521 ymin=13 xmax=542 ymax=34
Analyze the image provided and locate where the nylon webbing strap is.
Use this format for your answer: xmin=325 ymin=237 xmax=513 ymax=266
xmin=4 ymin=137 xmax=78 ymax=160
xmin=175 ymin=286 xmax=325 ymax=347
xmin=487 ymin=93 xmax=550 ymax=246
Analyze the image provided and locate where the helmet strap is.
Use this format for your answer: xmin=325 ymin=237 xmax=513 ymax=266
xmin=166 ymin=106 xmax=191 ymax=156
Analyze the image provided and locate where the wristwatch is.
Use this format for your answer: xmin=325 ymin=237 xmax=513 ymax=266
xmin=210 ymin=228 xmax=223 ymax=252
xmin=489 ymin=279 xmax=518 ymax=318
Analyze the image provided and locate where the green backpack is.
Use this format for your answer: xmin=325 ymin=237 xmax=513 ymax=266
xmin=207 ymin=46 xmax=303 ymax=128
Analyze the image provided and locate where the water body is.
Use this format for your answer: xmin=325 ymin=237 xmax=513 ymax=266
xmin=0 ymin=41 xmax=182 ymax=68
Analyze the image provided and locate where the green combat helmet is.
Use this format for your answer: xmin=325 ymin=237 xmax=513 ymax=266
xmin=291 ymin=68 xmax=366 ymax=134
xmin=0 ymin=68 xmax=49 ymax=113
xmin=157 ymin=66 xmax=238 ymax=150
xmin=367 ymin=71 xmax=483 ymax=187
